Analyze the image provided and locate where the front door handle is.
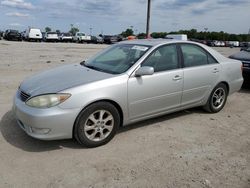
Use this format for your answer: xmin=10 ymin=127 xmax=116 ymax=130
xmin=212 ymin=68 xmax=219 ymax=73
xmin=172 ymin=75 xmax=182 ymax=81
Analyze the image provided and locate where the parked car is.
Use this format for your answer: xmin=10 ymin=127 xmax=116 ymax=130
xmin=13 ymin=40 xmax=243 ymax=147
xmin=3 ymin=29 xmax=22 ymax=41
xmin=206 ymin=40 xmax=215 ymax=47
xmin=240 ymin=42 xmax=250 ymax=51
xmin=59 ymin=33 xmax=73 ymax=42
xmin=0 ymin=31 xmax=2 ymax=40
xmin=44 ymin=32 xmax=59 ymax=42
xmin=73 ymin=32 xmax=91 ymax=43
xmin=229 ymin=47 xmax=250 ymax=79
xmin=24 ymin=28 xmax=42 ymax=42
xmin=103 ymin=35 xmax=122 ymax=44
xmin=214 ymin=41 xmax=225 ymax=47
xmin=96 ymin=36 xmax=104 ymax=44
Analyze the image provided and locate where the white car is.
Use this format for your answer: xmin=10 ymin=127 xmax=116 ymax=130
xmin=73 ymin=32 xmax=91 ymax=43
xmin=24 ymin=28 xmax=42 ymax=42
xmin=44 ymin=32 xmax=59 ymax=42
xmin=59 ymin=33 xmax=73 ymax=42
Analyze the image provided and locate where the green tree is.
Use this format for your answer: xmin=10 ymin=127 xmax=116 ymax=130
xmin=137 ymin=32 xmax=147 ymax=39
xmin=69 ymin=24 xmax=79 ymax=36
xmin=151 ymin=32 xmax=167 ymax=38
xmin=45 ymin=27 xmax=51 ymax=32
xmin=120 ymin=28 xmax=134 ymax=37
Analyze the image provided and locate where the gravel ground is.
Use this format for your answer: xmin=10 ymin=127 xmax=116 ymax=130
xmin=0 ymin=40 xmax=249 ymax=188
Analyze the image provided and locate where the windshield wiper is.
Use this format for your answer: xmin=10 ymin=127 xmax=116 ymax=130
xmin=80 ymin=61 xmax=118 ymax=74
xmin=81 ymin=62 xmax=107 ymax=73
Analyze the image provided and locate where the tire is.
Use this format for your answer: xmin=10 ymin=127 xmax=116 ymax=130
xmin=203 ymin=83 xmax=228 ymax=113
xmin=74 ymin=102 xmax=120 ymax=147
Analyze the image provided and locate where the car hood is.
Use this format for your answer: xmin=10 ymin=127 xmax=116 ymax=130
xmin=229 ymin=50 xmax=250 ymax=61
xmin=20 ymin=63 xmax=115 ymax=96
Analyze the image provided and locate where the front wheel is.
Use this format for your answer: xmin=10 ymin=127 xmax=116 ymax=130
xmin=203 ymin=83 xmax=228 ymax=113
xmin=74 ymin=102 xmax=120 ymax=147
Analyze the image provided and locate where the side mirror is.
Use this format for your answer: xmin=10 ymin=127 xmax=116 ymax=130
xmin=135 ymin=66 xmax=154 ymax=77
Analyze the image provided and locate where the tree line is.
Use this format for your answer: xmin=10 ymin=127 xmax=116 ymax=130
xmin=121 ymin=28 xmax=250 ymax=42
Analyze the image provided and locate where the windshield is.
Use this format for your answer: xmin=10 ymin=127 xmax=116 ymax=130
xmin=83 ymin=44 xmax=151 ymax=74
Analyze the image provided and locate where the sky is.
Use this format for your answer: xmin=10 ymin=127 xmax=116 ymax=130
xmin=0 ymin=0 xmax=250 ymax=35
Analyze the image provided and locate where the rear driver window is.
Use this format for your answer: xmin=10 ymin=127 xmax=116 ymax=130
xmin=181 ymin=44 xmax=208 ymax=67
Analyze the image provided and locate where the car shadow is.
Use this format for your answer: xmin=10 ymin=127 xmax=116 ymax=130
xmin=0 ymin=107 xmax=206 ymax=152
xmin=118 ymin=109 xmax=200 ymax=134
xmin=240 ymin=81 xmax=250 ymax=93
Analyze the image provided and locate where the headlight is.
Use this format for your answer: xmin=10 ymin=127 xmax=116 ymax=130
xmin=26 ymin=94 xmax=71 ymax=108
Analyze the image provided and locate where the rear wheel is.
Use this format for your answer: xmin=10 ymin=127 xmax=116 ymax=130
xmin=74 ymin=102 xmax=120 ymax=147
xmin=203 ymin=83 xmax=228 ymax=113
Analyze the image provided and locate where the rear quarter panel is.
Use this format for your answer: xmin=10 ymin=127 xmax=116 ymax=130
xmin=219 ymin=58 xmax=243 ymax=95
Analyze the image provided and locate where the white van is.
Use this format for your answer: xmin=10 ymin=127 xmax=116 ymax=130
xmin=25 ymin=28 xmax=42 ymax=42
xmin=166 ymin=34 xmax=188 ymax=41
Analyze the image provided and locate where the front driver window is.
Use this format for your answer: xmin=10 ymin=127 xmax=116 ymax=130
xmin=142 ymin=45 xmax=179 ymax=72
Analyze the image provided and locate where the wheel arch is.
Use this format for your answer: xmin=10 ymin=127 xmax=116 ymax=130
xmin=219 ymin=81 xmax=230 ymax=93
xmin=72 ymin=99 xmax=124 ymax=138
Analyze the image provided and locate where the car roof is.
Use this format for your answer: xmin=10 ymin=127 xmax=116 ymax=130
xmin=120 ymin=39 xmax=195 ymax=46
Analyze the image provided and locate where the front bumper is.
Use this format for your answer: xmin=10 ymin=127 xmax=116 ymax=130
xmin=13 ymin=92 xmax=80 ymax=140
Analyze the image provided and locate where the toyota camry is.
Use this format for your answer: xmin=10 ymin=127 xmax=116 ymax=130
xmin=13 ymin=39 xmax=243 ymax=147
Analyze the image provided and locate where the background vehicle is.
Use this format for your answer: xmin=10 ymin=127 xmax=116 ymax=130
xmin=103 ymin=35 xmax=122 ymax=44
xmin=14 ymin=40 xmax=243 ymax=147
xmin=228 ymin=41 xmax=239 ymax=47
xmin=214 ymin=41 xmax=225 ymax=47
xmin=229 ymin=47 xmax=250 ymax=80
xmin=96 ymin=36 xmax=104 ymax=44
xmin=240 ymin=42 xmax=250 ymax=51
xmin=24 ymin=28 xmax=42 ymax=42
xmin=166 ymin=34 xmax=187 ymax=41
xmin=0 ymin=31 xmax=2 ymax=40
xmin=59 ymin=33 xmax=73 ymax=42
xmin=73 ymin=32 xmax=91 ymax=43
xmin=44 ymin=32 xmax=59 ymax=42
xmin=3 ymin=29 xmax=22 ymax=41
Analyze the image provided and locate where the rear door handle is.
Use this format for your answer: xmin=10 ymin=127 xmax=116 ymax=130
xmin=212 ymin=68 xmax=219 ymax=73
xmin=172 ymin=75 xmax=182 ymax=81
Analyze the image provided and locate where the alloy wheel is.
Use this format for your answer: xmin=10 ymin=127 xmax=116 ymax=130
xmin=84 ymin=110 xmax=114 ymax=142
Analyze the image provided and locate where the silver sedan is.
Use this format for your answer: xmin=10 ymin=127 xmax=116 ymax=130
xmin=13 ymin=39 xmax=243 ymax=147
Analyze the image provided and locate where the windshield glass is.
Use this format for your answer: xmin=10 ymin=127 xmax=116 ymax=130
xmin=83 ymin=44 xmax=151 ymax=74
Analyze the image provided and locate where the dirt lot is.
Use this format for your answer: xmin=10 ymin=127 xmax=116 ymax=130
xmin=0 ymin=40 xmax=249 ymax=188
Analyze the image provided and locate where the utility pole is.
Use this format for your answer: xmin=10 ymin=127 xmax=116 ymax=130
xmin=146 ymin=0 xmax=151 ymax=38
xmin=248 ymin=28 xmax=250 ymax=42
xmin=204 ymin=27 xmax=208 ymax=40
xmin=89 ymin=27 xmax=93 ymax=36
